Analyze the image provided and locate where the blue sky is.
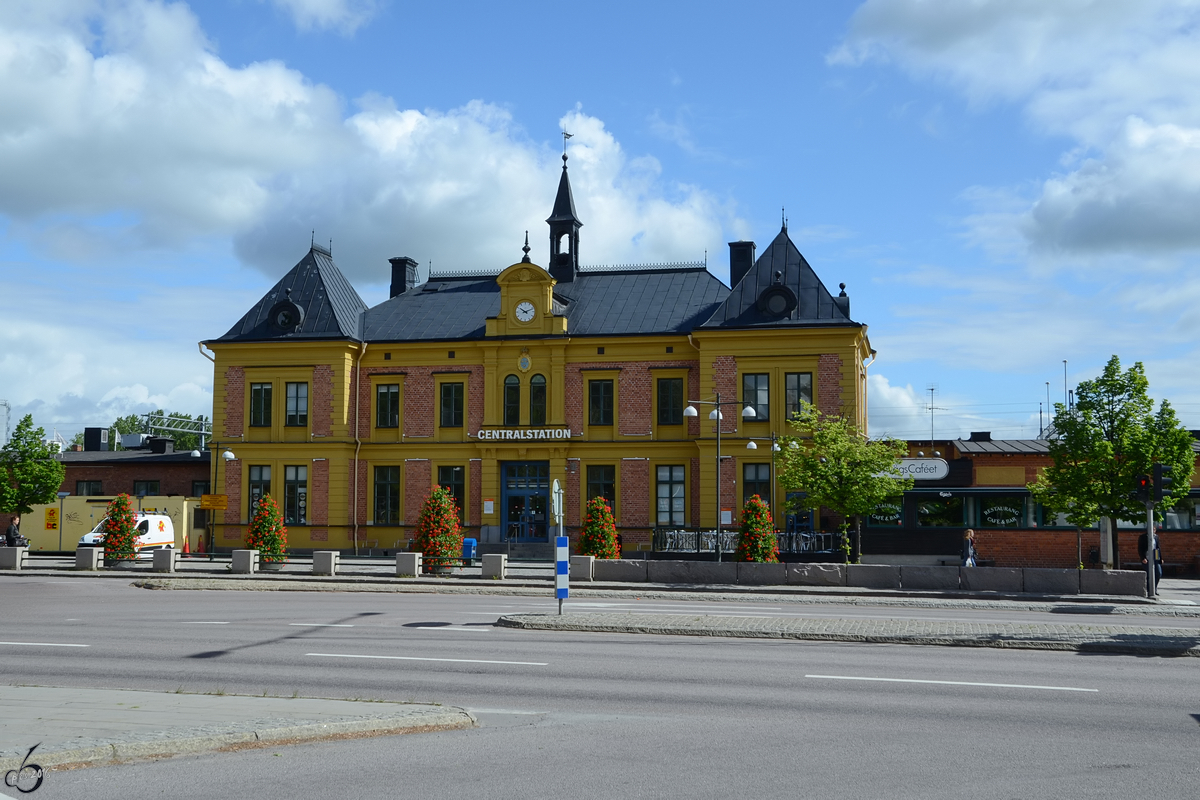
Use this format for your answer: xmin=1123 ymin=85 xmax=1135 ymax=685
xmin=3 ymin=0 xmax=1199 ymax=445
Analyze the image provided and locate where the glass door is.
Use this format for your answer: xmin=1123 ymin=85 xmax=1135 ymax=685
xmin=502 ymin=462 xmax=550 ymax=542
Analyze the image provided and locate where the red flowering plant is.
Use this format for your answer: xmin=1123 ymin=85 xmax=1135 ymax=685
xmin=735 ymin=495 xmax=779 ymax=563
xmin=102 ymin=493 xmax=139 ymax=563
xmin=578 ymin=496 xmax=620 ymax=559
xmin=413 ymin=486 xmax=463 ymax=571
xmin=244 ymin=494 xmax=288 ymax=563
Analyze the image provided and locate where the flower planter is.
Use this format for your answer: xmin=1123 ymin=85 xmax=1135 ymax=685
xmin=260 ymin=561 xmax=285 ymax=572
xmin=107 ymin=559 xmax=138 ymax=570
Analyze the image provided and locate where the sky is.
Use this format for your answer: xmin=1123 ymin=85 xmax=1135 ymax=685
xmin=3 ymin=0 xmax=1200 ymax=446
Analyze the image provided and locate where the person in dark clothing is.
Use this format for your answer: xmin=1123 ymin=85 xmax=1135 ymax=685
xmin=1138 ymin=527 xmax=1163 ymax=587
xmin=961 ymin=528 xmax=978 ymax=567
xmin=4 ymin=516 xmax=21 ymax=548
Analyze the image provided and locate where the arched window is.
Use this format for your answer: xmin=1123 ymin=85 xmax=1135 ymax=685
xmin=504 ymin=375 xmax=520 ymax=426
xmin=530 ymin=374 xmax=547 ymax=426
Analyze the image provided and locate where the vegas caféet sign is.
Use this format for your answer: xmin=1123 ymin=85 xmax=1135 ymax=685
xmin=882 ymin=458 xmax=950 ymax=480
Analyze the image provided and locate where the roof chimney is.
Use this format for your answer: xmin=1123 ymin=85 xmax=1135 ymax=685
xmin=83 ymin=427 xmax=109 ymax=452
xmin=968 ymin=431 xmax=992 ymax=442
xmin=388 ymin=257 xmax=419 ymax=297
xmin=728 ymin=241 xmax=756 ymax=287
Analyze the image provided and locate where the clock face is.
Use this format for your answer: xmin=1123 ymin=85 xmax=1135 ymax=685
xmin=515 ymin=301 xmax=536 ymax=322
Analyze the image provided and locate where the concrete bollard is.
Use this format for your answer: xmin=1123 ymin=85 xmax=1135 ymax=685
xmin=232 ymin=549 xmax=259 ymax=574
xmin=0 ymin=546 xmax=28 ymax=570
xmin=482 ymin=553 xmax=508 ymax=580
xmin=313 ymin=551 xmax=340 ymax=576
xmin=569 ymin=555 xmax=595 ymax=581
xmin=152 ymin=548 xmax=178 ymax=573
xmin=76 ymin=547 xmax=102 ymax=571
xmin=396 ymin=552 xmax=422 ymax=577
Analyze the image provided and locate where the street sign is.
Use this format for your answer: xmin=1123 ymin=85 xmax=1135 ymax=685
xmin=555 ymin=535 xmax=569 ymax=613
xmin=200 ymin=494 xmax=228 ymax=511
xmin=551 ymin=479 xmax=563 ymax=525
xmin=44 ymin=508 xmax=58 ymax=531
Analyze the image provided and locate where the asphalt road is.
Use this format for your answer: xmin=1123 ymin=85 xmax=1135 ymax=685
xmin=3 ymin=579 xmax=1199 ymax=799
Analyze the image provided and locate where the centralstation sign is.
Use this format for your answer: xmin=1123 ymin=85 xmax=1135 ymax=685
xmin=475 ymin=428 xmax=573 ymax=441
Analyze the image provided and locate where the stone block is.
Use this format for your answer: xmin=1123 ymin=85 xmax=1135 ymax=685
xmin=232 ymin=549 xmax=259 ymax=574
xmin=396 ymin=552 xmax=423 ymax=578
xmin=75 ymin=547 xmax=102 ymax=571
xmin=0 ymin=546 xmax=28 ymax=570
xmin=569 ymin=555 xmax=594 ymax=581
xmin=481 ymin=553 xmax=507 ymax=580
xmin=313 ymin=551 xmax=339 ymax=576
xmin=959 ymin=567 xmax=1023 ymax=593
xmin=901 ymin=565 xmax=959 ymax=591
xmin=152 ymin=549 xmax=178 ymax=573
xmin=787 ymin=563 xmax=846 ymax=586
xmin=846 ymin=564 xmax=901 ymax=589
xmin=593 ymin=559 xmax=647 ymax=582
xmin=647 ymin=560 xmax=737 ymax=585
xmin=1080 ymin=569 xmax=1147 ymax=597
xmin=737 ymin=562 xmax=786 ymax=586
xmin=1023 ymin=568 xmax=1080 ymax=595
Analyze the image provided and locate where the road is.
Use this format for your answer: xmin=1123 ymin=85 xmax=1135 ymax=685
xmin=2 ymin=578 xmax=1198 ymax=799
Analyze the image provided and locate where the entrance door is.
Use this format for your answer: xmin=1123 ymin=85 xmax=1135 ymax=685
xmin=502 ymin=462 xmax=550 ymax=542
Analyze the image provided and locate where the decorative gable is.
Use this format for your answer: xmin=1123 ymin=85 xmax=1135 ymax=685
xmin=486 ymin=262 xmax=568 ymax=336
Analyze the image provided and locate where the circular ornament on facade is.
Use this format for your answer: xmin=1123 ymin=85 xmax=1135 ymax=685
xmin=268 ymin=299 xmax=305 ymax=332
xmin=517 ymin=354 xmax=532 ymax=372
xmin=515 ymin=301 xmax=536 ymax=322
xmin=756 ymin=286 xmax=796 ymax=318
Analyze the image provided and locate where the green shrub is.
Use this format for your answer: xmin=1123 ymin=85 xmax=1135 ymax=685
xmin=245 ymin=494 xmax=288 ymax=563
xmin=102 ymin=493 xmax=139 ymax=562
xmin=414 ymin=486 xmax=463 ymax=569
xmin=578 ymin=496 xmax=620 ymax=559
xmin=735 ymin=495 xmax=778 ymax=563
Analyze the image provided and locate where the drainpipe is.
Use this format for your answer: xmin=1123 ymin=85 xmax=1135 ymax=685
xmin=352 ymin=342 xmax=368 ymax=555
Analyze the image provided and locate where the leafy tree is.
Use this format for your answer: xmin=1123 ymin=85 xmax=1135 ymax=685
xmin=109 ymin=413 xmax=146 ymax=450
xmin=102 ymin=493 xmax=139 ymax=562
xmin=0 ymin=415 xmax=67 ymax=515
xmin=414 ymin=486 xmax=463 ymax=570
xmin=578 ymin=496 xmax=620 ymax=559
xmin=1029 ymin=356 xmax=1194 ymax=567
xmin=245 ymin=493 xmax=288 ymax=563
xmin=777 ymin=401 xmax=913 ymax=563
xmin=735 ymin=495 xmax=778 ymax=563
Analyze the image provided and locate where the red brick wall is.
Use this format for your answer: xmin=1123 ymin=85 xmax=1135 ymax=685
xmin=720 ymin=454 xmax=737 ymax=525
xmin=817 ymin=354 xmax=843 ymax=415
xmin=223 ymin=459 xmax=242 ymax=524
xmin=61 ymin=462 xmax=209 ymax=498
xmin=567 ymin=460 xmax=581 ymax=524
xmin=365 ymin=366 xmax=484 ymax=439
xmin=469 ymin=460 xmax=481 ymax=526
xmin=312 ymin=365 xmax=333 ymax=436
xmin=620 ymin=459 xmax=649 ymax=527
xmin=690 ymin=457 xmax=700 ymax=525
xmin=565 ymin=361 xmax=698 ymax=434
xmin=710 ymin=356 xmax=737 ymax=433
xmin=311 ymin=458 xmax=328 ymax=525
xmin=404 ymin=459 xmax=431 ymax=525
xmin=619 ymin=367 xmax=651 ymax=435
xmin=972 ymin=528 xmax=1200 ymax=570
xmin=224 ymin=366 xmax=244 ymax=436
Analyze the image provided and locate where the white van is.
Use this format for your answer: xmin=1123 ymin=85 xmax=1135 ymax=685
xmin=78 ymin=513 xmax=175 ymax=556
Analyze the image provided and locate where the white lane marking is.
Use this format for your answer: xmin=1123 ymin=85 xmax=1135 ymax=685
xmin=290 ymin=623 xmax=354 ymax=627
xmin=181 ymin=621 xmax=230 ymax=625
xmin=0 ymin=641 xmax=89 ymax=648
xmin=411 ymin=626 xmax=491 ymax=632
xmin=805 ymin=675 xmax=1098 ymax=693
xmin=308 ymin=652 xmax=547 ymax=666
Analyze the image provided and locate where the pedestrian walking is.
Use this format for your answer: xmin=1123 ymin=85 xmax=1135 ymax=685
xmin=961 ymin=528 xmax=978 ymax=567
xmin=1138 ymin=526 xmax=1163 ymax=587
xmin=4 ymin=516 xmax=20 ymax=548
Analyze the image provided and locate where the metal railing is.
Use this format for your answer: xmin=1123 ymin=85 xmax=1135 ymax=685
xmin=776 ymin=531 xmax=839 ymax=554
xmin=652 ymin=529 xmax=739 ymax=553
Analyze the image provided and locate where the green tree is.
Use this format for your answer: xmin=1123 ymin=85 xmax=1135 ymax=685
xmin=244 ymin=493 xmax=288 ymax=563
xmin=578 ymin=496 xmax=620 ymax=559
xmin=109 ymin=413 xmax=146 ymax=449
xmin=777 ymin=401 xmax=913 ymax=563
xmin=1028 ymin=356 xmax=1194 ymax=567
xmin=413 ymin=486 xmax=463 ymax=570
xmin=735 ymin=495 xmax=778 ymax=563
xmin=102 ymin=493 xmax=139 ymax=562
xmin=0 ymin=415 xmax=67 ymax=515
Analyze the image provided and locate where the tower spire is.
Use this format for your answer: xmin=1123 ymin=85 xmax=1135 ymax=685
xmin=547 ymin=142 xmax=583 ymax=283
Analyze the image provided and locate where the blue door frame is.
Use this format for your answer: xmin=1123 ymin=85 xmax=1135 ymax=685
xmin=502 ymin=462 xmax=550 ymax=542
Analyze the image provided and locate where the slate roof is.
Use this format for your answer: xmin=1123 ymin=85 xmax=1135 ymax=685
xmin=60 ymin=450 xmax=212 ymax=465
xmin=700 ymin=226 xmax=855 ymax=329
xmin=546 ymin=156 xmax=581 ymax=226
xmin=213 ymin=246 xmax=368 ymax=343
xmin=953 ymin=439 xmax=1052 ymax=455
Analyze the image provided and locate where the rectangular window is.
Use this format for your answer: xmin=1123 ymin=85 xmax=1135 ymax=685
xmin=530 ymin=375 xmax=547 ymax=426
xmin=440 ymin=382 xmax=464 ymax=427
xmin=285 ymin=382 xmax=308 ymax=427
xmin=656 ymin=465 xmax=686 ymax=527
xmin=250 ymin=383 xmax=272 ymax=427
xmin=249 ymin=465 xmax=271 ymax=514
xmin=284 ymin=465 xmax=307 ymax=524
xmin=785 ymin=372 xmax=813 ymax=419
xmin=376 ymin=384 xmax=400 ymax=428
xmin=192 ymin=481 xmax=210 ymax=497
xmin=133 ymin=480 xmax=159 ymax=496
xmin=504 ymin=377 xmax=520 ymax=426
xmin=76 ymin=480 xmax=103 ymax=497
xmin=374 ymin=466 xmax=400 ymax=525
xmin=869 ymin=500 xmax=904 ymax=527
xmin=438 ymin=465 xmax=466 ymax=523
xmin=742 ymin=373 xmax=769 ymax=421
xmin=586 ymin=465 xmax=616 ymax=517
xmin=657 ymin=378 xmax=684 ymax=426
xmin=917 ymin=496 xmax=964 ymax=527
xmin=743 ymin=463 xmax=771 ymax=505
xmin=589 ymin=379 xmax=614 ymax=425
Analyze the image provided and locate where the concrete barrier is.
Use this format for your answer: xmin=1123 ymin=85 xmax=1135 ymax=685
xmin=901 ymin=565 xmax=960 ymax=591
xmin=737 ymin=562 xmax=787 ymax=586
xmin=569 ymin=555 xmax=594 ymax=581
xmin=75 ymin=547 xmax=102 ymax=571
xmin=593 ymin=559 xmax=647 ymax=582
xmin=396 ymin=552 xmax=422 ymax=577
xmin=1080 ymin=569 xmax=1147 ymax=597
xmin=231 ymin=549 xmax=259 ymax=574
xmin=847 ymin=564 xmax=901 ymax=589
xmin=0 ymin=546 xmax=28 ymax=570
xmin=481 ymin=553 xmax=507 ymax=580
xmin=959 ymin=567 xmax=1022 ymax=593
xmin=647 ymin=560 xmax=738 ymax=584
xmin=313 ymin=551 xmax=340 ymax=576
xmin=152 ymin=549 xmax=178 ymax=573
xmin=787 ymin=563 xmax=846 ymax=586
xmin=1023 ymin=568 xmax=1080 ymax=595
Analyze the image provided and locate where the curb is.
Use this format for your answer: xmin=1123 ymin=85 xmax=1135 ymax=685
xmin=496 ymin=613 xmax=1200 ymax=657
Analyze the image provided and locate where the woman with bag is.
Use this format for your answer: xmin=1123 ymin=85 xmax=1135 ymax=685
xmin=961 ymin=529 xmax=978 ymax=567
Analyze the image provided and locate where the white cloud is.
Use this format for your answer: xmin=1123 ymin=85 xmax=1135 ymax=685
xmin=264 ymin=0 xmax=381 ymax=34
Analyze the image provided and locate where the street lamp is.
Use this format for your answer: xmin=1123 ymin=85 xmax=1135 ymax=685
xmin=683 ymin=392 xmax=756 ymax=562
xmin=210 ymin=448 xmax=236 ymax=560
xmin=56 ymin=491 xmax=70 ymax=553
xmin=745 ymin=433 xmax=781 ymax=523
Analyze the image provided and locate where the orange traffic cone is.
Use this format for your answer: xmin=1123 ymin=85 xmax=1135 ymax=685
xmin=183 ymin=536 xmax=190 ymax=555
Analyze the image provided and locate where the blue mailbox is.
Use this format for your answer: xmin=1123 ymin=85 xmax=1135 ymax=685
xmin=462 ymin=538 xmax=477 ymax=563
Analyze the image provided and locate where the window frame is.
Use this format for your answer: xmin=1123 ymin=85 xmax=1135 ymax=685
xmin=285 ymin=382 xmax=308 ymax=427
xmin=503 ymin=375 xmax=521 ymax=426
xmin=376 ymin=383 xmax=400 ymax=429
xmin=76 ymin=480 xmax=103 ymax=497
xmin=785 ymin=372 xmax=813 ymax=419
xmin=588 ymin=379 xmax=614 ymax=426
xmin=373 ymin=465 xmax=401 ymax=525
xmin=742 ymin=463 xmax=771 ymax=506
xmin=657 ymin=377 xmax=684 ymax=426
xmin=529 ymin=374 xmax=547 ymax=426
xmin=133 ymin=480 xmax=160 ymax=497
xmin=249 ymin=383 xmax=272 ymax=428
xmin=437 ymin=465 xmax=466 ymax=523
xmin=440 ymin=381 xmax=465 ymax=428
xmin=284 ymin=465 xmax=308 ymax=525
xmin=248 ymin=465 xmax=271 ymax=515
xmin=742 ymin=373 xmax=770 ymax=422
xmin=586 ymin=464 xmax=617 ymax=519
xmin=655 ymin=464 xmax=687 ymax=527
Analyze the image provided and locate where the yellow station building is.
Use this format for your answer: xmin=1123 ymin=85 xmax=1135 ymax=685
xmin=204 ymin=157 xmax=871 ymax=555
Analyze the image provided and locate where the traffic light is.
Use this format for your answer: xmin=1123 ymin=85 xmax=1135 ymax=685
xmin=1154 ymin=462 xmax=1175 ymax=503
xmin=1133 ymin=474 xmax=1151 ymax=503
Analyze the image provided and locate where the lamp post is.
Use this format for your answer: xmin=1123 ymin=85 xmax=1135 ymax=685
xmin=683 ymin=392 xmax=757 ymax=562
xmin=745 ymin=432 xmax=781 ymax=523
xmin=57 ymin=491 xmax=70 ymax=553
xmin=210 ymin=448 xmax=236 ymax=560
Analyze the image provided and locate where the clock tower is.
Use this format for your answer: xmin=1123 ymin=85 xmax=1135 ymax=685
xmin=546 ymin=153 xmax=582 ymax=284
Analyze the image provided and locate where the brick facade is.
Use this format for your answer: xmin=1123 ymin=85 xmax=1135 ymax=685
xmin=312 ymin=365 xmax=334 ymax=436
xmin=60 ymin=461 xmax=209 ymax=499
xmin=469 ymin=459 xmax=482 ymax=526
xmin=619 ymin=459 xmax=650 ymax=528
xmin=710 ymin=356 xmax=737 ymax=433
xmin=404 ymin=459 xmax=431 ymax=525
xmin=817 ymin=353 xmax=843 ymax=415
xmin=311 ymin=458 xmax=329 ymax=525
xmin=223 ymin=459 xmax=242 ymax=525
xmin=223 ymin=366 xmax=244 ymax=437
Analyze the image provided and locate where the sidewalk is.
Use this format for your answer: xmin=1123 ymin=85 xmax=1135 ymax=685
xmin=0 ymin=686 xmax=474 ymax=773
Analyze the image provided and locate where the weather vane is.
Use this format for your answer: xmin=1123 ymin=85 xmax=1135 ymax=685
xmin=562 ymin=130 xmax=573 ymax=155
